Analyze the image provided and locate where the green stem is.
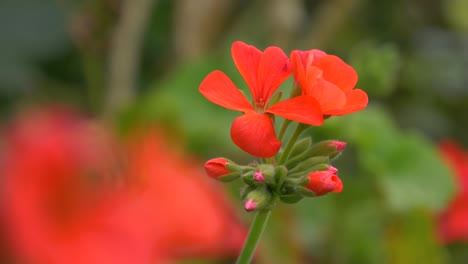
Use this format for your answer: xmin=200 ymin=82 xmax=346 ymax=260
xmin=278 ymin=123 xmax=306 ymax=164
xmin=278 ymin=119 xmax=292 ymax=141
xmin=236 ymin=209 xmax=272 ymax=264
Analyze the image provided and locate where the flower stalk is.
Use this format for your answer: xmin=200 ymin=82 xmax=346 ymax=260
xmin=235 ymin=209 xmax=272 ymax=264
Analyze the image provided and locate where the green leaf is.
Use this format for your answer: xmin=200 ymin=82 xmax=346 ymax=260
xmin=349 ymin=41 xmax=401 ymax=99
xmin=313 ymin=106 xmax=455 ymax=212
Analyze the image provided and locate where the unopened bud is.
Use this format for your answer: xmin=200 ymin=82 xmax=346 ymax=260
xmin=253 ymin=171 xmax=265 ymax=182
xmin=204 ymin=158 xmax=241 ymax=182
xmin=305 ymin=167 xmax=343 ymax=196
xmin=244 ymin=199 xmax=257 ymax=211
xmin=286 ymin=140 xmax=347 ymax=168
xmin=243 ymin=185 xmax=272 ymax=212
xmin=329 ymin=141 xmax=347 ymax=152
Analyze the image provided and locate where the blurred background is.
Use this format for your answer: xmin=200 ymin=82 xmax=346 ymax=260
xmin=0 ymin=0 xmax=467 ymax=263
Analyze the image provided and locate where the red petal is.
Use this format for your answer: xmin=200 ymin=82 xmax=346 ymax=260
xmin=303 ymin=74 xmax=347 ymax=114
xmin=230 ymin=113 xmax=281 ymax=158
xmin=315 ymin=55 xmax=358 ymax=91
xmin=199 ymin=70 xmax=254 ymax=112
xmin=267 ymin=96 xmax=324 ymax=126
xmin=231 ymin=41 xmax=262 ymax=100
xmin=327 ymin=89 xmax=368 ymax=116
xmin=257 ymin=46 xmax=290 ymax=103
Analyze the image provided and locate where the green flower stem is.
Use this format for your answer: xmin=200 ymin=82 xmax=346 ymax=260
xmin=278 ymin=119 xmax=292 ymax=141
xmin=279 ymin=123 xmax=307 ymax=164
xmin=235 ymin=209 xmax=272 ymax=264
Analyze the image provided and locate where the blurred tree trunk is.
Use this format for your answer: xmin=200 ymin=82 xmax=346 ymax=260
xmin=173 ymin=0 xmax=233 ymax=63
xmin=105 ymin=0 xmax=156 ymax=116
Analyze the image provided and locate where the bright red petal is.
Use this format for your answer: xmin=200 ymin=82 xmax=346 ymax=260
xmin=315 ymin=55 xmax=358 ymax=91
xmin=290 ymin=51 xmax=306 ymax=83
xmin=231 ymin=41 xmax=262 ymax=99
xmin=327 ymin=89 xmax=368 ymax=116
xmin=267 ymin=96 xmax=324 ymax=126
xmin=199 ymin=70 xmax=254 ymax=112
xmin=230 ymin=113 xmax=281 ymax=158
xmin=291 ymin=50 xmax=327 ymax=83
xmin=257 ymin=46 xmax=290 ymax=103
xmin=304 ymin=74 xmax=347 ymax=114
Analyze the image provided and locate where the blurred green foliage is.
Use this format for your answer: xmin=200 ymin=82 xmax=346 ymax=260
xmin=1 ymin=0 xmax=467 ymax=263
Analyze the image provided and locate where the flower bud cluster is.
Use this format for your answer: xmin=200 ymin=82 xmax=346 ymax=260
xmin=204 ymin=138 xmax=346 ymax=212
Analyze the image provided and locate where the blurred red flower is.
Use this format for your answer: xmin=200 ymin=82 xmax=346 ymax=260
xmin=199 ymin=41 xmax=323 ymax=158
xmin=124 ymin=130 xmax=247 ymax=260
xmin=290 ymin=49 xmax=368 ymax=116
xmin=0 ymin=107 xmax=246 ymax=264
xmin=437 ymin=140 xmax=468 ymax=244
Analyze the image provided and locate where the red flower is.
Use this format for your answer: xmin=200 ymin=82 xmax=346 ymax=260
xmin=199 ymin=41 xmax=323 ymax=158
xmin=204 ymin=158 xmax=231 ymax=179
xmin=0 ymin=107 xmax=247 ymax=263
xmin=125 ymin=130 xmax=247 ymax=260
xmin=290 ymin=49 xmax=368 ymax=116
xmin=437 ymin=140 xmax=468 ymax=244
xmin=305 ymin=167 xmax=343 ymax=196
xmin=0 ymin=108 xmax=149 ymax=264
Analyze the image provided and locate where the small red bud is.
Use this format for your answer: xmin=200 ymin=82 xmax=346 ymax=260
xmin=253 ymin=171 xmax=265 ymax=182
xmin=329 ymin=141 xmax=347 ymax=152
xmin=204 ymin=158 xmax=230 ymax=179
xmin=306 ymin=167 xmax=343 ymax=196
xmin=244 ymin=199 xmax=257 ymax=211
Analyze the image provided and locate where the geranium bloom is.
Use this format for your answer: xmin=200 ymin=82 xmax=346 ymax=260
xmin=290 ymin=49 xmax=368 ymax=116
xmin=437 ymin=140 xmax=468 ymax=244
xmin=199 ymin=41 xmax=323 ymax=158
xmin=0 ymin=107 xmax=246 ymax=263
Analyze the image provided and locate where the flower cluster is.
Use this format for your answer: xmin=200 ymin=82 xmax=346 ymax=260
xmin=199 ymin=41 xmax=368 ymax=210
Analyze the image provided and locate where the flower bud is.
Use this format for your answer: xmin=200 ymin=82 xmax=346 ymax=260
xmin=288 ymin=137 xmax=312 ymax=160
xmin=244 ymin=199 xmax=257 ymax=211
xmin=286 ymin=140 xmax=347 ymax=168
xmin=305 ymin=167 xmax=343 ymax=196
xmin=257 ymin=164 xmax=276 ymax=186
xmin=329 ymin=141 xmax=347 ymax=152
xmin=253 ymin=171 xmax=265 ymax=182
xmin=243 ymin=185 xmax=272 ymax=212
xmin=204 ymin=158 xmax=241 ymax=182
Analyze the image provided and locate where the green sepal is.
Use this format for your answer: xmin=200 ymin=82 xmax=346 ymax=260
xmin=240 ymin=185 xmax=256 ymax=200
xmin=286 ymin=140 xmax=340 ymax=169
xmin=242 ymin=171 xmax=255 ymax=186
xmin=278 ymin=193 xmax=304 ymax=204
xmin=258 ymin=164 xmax=275 ymax=178
xmin=216 ymin=172 xmax=241 ymax=182
xmin=225 ymin=162 xmax=242 ymax=173
xmin=288 ymin=137 xmax=312 ymax=160
xmin=295 ymin=186 xmax=317 ymax=197
xmin=288 ymin=156 xmax=329 ymax=175
xmin=272 ymin=165 xmax=287 ymax=188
